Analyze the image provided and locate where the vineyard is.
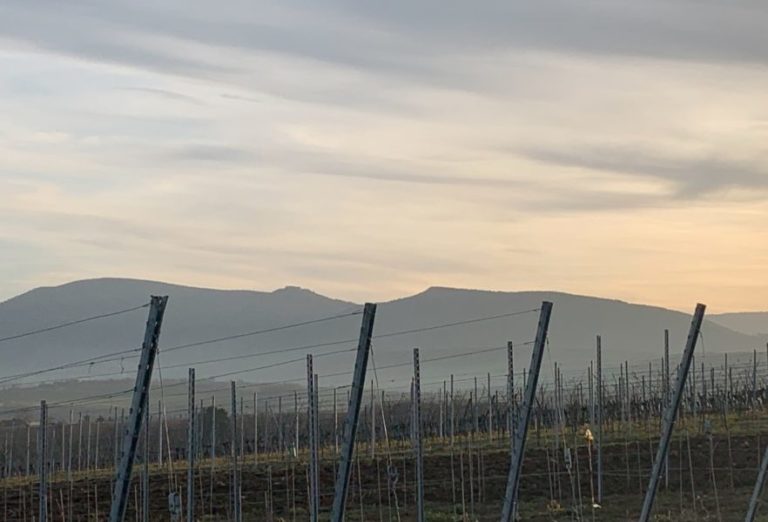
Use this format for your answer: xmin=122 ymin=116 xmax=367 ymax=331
xmin=1 ymin=297 xmax=767 ymax=521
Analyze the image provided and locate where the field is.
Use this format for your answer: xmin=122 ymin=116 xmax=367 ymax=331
xmin=3 ymin=411 xmax=768 ymax=521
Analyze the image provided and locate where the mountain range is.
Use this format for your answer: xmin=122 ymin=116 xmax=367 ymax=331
xmin=0 ymin=278 xmax=764 ymax=393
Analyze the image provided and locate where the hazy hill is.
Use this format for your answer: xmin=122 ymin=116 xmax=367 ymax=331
xmin=0 ymin=279 xmax=764 ymax=411
xmin=710 ymin=312 xmax=768 ymax=337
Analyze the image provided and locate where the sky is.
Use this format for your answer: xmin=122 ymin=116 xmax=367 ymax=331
xmin=0 ymin=0 xmax=767 ymax=313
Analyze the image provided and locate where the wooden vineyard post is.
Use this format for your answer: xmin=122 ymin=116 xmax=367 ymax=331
xmin=639 ymin=304 xmax=706 ymax=522
xmin=500 ymin=301 xmax=553 ymax=522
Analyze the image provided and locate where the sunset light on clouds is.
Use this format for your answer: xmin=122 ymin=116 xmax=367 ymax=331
xmin=1 ymin=0 xmax=766 ymax=311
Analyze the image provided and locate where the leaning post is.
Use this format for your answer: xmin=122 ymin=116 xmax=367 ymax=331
xmin=109 ymin=295 xmax=169 ymax=522
xmin=329 ymin=303 xmax=377 ymax=522
xmin=500 ymin=301 xmax=553 ymax=522
xmin=638 ymin=304 xmax=706 ymax=522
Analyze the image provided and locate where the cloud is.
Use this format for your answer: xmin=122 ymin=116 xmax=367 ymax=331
xmin=1 ymin=0 xmax=766 ymax=95
xmin=164 ymin=144 xmax=254 ymax=163
xmin=120 ymin=87 xmax=203 ymax=105
xmin=519 ymin=144 xmax=768 ymax=199
xmin=1 ymin=0 xmax=768 ymax=312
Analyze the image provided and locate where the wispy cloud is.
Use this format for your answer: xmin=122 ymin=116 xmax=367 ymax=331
xmin=520 ymin=145 xmax=768 ymax=199
xmin=1 ymin=0 xmax=767 ymax=311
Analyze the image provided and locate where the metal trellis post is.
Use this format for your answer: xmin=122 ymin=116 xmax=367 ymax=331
xmin=187 ymin=368 xmax=196 ymax=522
xmin=413 ymin=348 xmax=425 ymax=522
xmin=38 ymin=400 xmax=48 ymax=522
xmin=597 ymin=335 xmax=603 ymax=504
xmin=638 ymin=304 xmax=706 ymax=522
xmin=745 ymin=444 xmax=768 ymax=522
xmin=329 ymin=303 xmax=377 ymax=522
xmin=109 ymin=295 xmax=169 ymax=522
xmin=500 ymin=301 xmax=553 ymax=522
xmin=307 ymin=354 xmax=319 ymax=522
xmin=231 ymin=381 xmax=241 ymax=522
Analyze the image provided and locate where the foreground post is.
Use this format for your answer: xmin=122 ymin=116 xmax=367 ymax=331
xmin=638 ymin=304 xmax=706 ymax=522
xmin=109 ymin=295 xmax=169 ymax=522
xmin=329 ymin=303 xmax=378 ymax=522
xmin=38 ymin=400 xmax=48 ymax=522
xmin=745 ymin=444 xmax=768 ymax=522
xmin=500 ymin=301 xmax=553 ymax=522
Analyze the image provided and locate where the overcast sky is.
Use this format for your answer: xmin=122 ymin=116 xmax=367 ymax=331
xmin=1 ymin=0 xmax=766 ymax=312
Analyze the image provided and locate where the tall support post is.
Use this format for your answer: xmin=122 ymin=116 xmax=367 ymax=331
xmin=500 ymin=302 xmax=553 ymax=522
xmin=38 ymin=400 xmax=48 ymax=522
xmin=230 ymin=382 xmax=241 ymax=522
xmin=413 ymin=348 xmax=426 ymax=522
xmin=596 ymin=336 xmax=603 ymax=505
xmin=639 ymin=304 xmax=706 ymax=522
xmin=187 ymin=369 xmax=196 ymax=522
xmin=307 ymin=354 xmax=319 ymax=522
xmin=329 ymin=303 xmax=377 ymax=522
xmin=745 ymin=444 xmax=768 ymax=522
xmin=109 ymin=295 xmax=168 ymax=522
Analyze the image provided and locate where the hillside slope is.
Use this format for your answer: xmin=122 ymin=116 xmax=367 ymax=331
xmin=710 ymin=312 xmax=768 ymax=337
xmin=0 ymin=280 xmax=763 ymax=392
